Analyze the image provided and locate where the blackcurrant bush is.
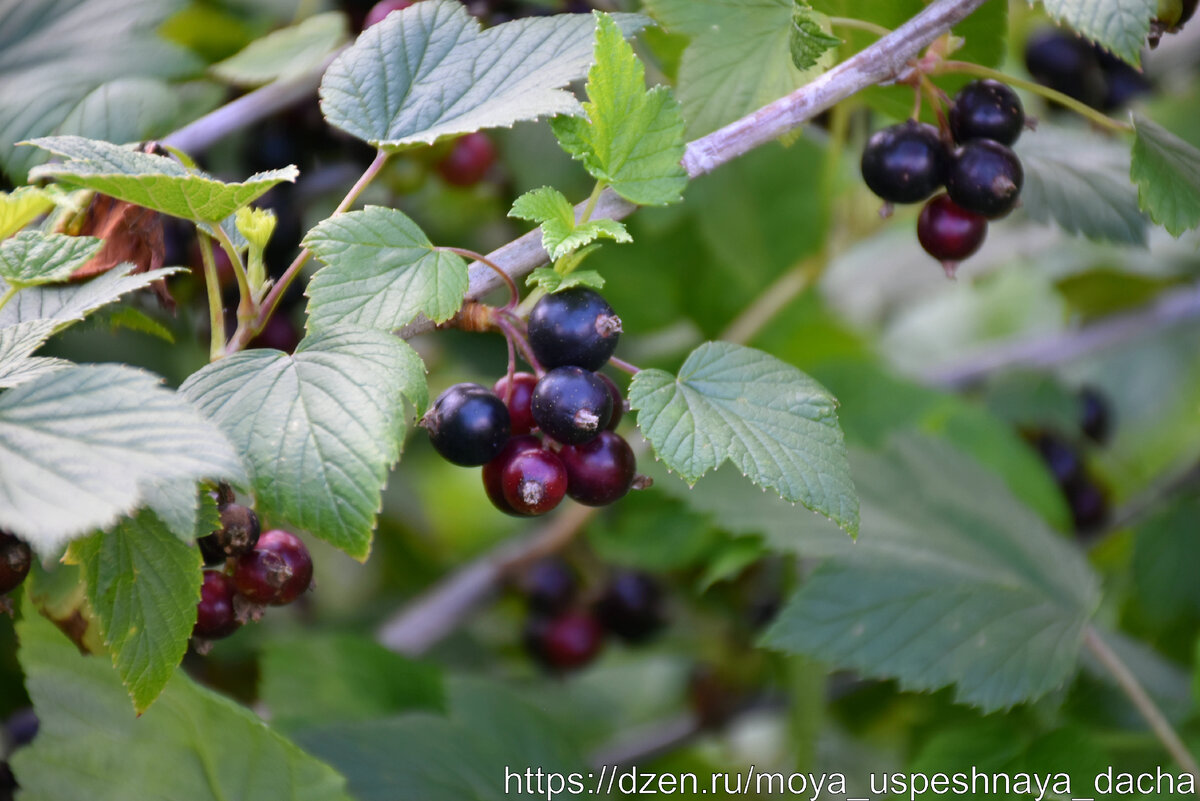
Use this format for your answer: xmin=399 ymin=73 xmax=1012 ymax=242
xmin=233 ymin=530 xmax=313 ymax=606
xmin=198 ymin=503 xmax=261 ymax=566
xmin=531 ymin=367 xmax=613 ymax=445
xmin=436 ymin=132 xmax=497 ymax=187
xmin=193 ymin=571 xmax=240 ymax=640
xmin=597 ymin=372 xmax=624 ymax=430
xmin=949 ymin=80 xmax=1025 ymax=146
xmin=0 ymin=531 xmax=32 ymax=596
xmin=424 ymin=383 xmax=511 ymax=466
xmin=596 ymin=570 xmax=664 ymax=643
xmin=521 ymin=557 xmax=577 ymax=614
xmin=527 ymin=288 xmax=622 ymax=371
xmin=1024 ymin=30 xmax=1107 ymax=108
xmin=860 ymin=120 xmax=948 ymax=204
xmin=502 ymin=448 xmax=568 ymax=516
xmin=945 ymin=140 xmax=1023 ymax=219
xmin=559 ymin=430 xmax=636 ymax=506
xmin=917 ymin=194 xmax=988 ymax=272
xmin=364 ymin=0 xmax=417 ymax=28
xmin=483 ymin=435 xmax=544 ymax=515
xmin=493 ymin=372 xmax=539 ymax=435
xmin=1029 ymin=431 xmax=1084 ymax=487
xmin=1079 ymin=386 xmax=1112 ymax=445
xmin=525 ymin=610 xmax=605 ymax=671
xmin=1064 ymin=476 xmax=1109 ymax=534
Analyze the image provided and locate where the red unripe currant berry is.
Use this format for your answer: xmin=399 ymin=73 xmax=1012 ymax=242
xmin=199 ymin=503 xmax=262 ymax=566
xmin=501 ymin=448 xmax=568 ymax=516
xmin=193 ymin=571 xmax=240 ymax=640
xmin=0 ymin=532 xmax=32 ymax=596
xmin=436 ymin=132 xmax=497 ymax=187
xmin=597 ymin=372 xmax=624 ymax=430
xmin=482 ymin=435 xmax=544 ymax=514
xmin=364 ymin=0 xmax=418 ymax=29
xmin=559 ymin=430 xmax=636 ymax=506
xmin=526 ymin=610 xmax=605 ymax=671
xmin=917 ymin=194 xmax=988 ymax=275
xmin=493 ymin=372 xmax=539 ymax=435
xmin=233 ymin=530 xmax=313 ymax=606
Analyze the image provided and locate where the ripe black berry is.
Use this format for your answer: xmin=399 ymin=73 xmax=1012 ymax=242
xmin=525 ymin=610 xmax=605 ymax=670
xmin=1029 ymin=431 xmax=1084 ymax=486
xmin=494 ymin=372 xmax=539 ymax=435
xmin=1079 ymin=386 xmax=1112 ymax=445
xmin=194 ymin=571 xmax=240 ymax=640
xmin=233 ymin=529 xmax=313 ymax=606
xmin=945 ymin=140 xmax=1023 ymax=219
xmin=860 ymin=120 xmax=948 ymax=204
xmin=198 ymin=503 xmax=261 ymax=566
xmin=949 ymin=80 xmax=1025 ymax=146
xmin=0 ymin=531 xmax=32 ymax=596
xmin=424 ymin=383 xmax=511 ymax=466
xmin=1064 ymin=476 xmax=1109 ymax=534
xmin=531 ymin=367 xmax=613 ymax=445
xmin=483 ymin=435 xmax=543 ymax=514
xmin=597 ymin=372 xmax=624 ymax=430
xmin=917 ymin=194 xmax=988 ymax=271
xmin=437 ymin=132 xmax=497 ymax=187
xmin=522 ymin=557 xmax=577 ymax=614
xmin=559 ymin=430 xmax=636 ymax=506
xmin=527 ymin=288 xmax=622 ymax=372
xmin=596 ymin=570 xmax=664 ymax=643
xmin=1024 ymin=30 xmax=1107 ymax=108
xmin=502 ymin=448 xmax=568 ymax=516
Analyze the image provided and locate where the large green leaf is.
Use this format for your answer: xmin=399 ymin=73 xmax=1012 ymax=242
xmin=303 ymin=206 xmax=468 ymax=332
xmin=1131 ymin=115 xmax=1200 ymax=237
xmin=551 ymin=13 xmax=687 ymax=206
xmin=179 ymin=327 xmax=427 ymax=560
xmin=629 ymin=341 xmax=858 ymax=535
xmin=25 ymin=136 xmax=298 ymax=224
xmin=0 ymin=262 xmax=183 ymax=330
xmin=763 ymin=435 xmax=1100 ymax=711
xmin=318 ymin=0 xmax=649 ymax=148
xmin=509 ymin=187 xmax=631 ymax=260
xmin=70 ymin=509 xmax=202 ymax=713
xmin=642 ymin=0 xmax=829 ymax=138
xmin=0 ymin=231 xmax=101 ymax=288
xmin=0 ymin=186 xmax=55 ymax=239
xmin=211 ymin=12 xmax=348 ymax=87
xmin=0 ymin=319 xmax=69 ymax=389
xmin=1131 ymin=497 xmax=1200 ymax=624
xmin=0 ymin=364 xmax=246 ymax=555
xmin=11 ymin=612 xmax=353 ymax=801
xmin=1034 ymin=0 xmax=1155 ymax=65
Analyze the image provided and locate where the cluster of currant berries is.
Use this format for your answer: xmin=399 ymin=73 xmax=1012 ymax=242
xmin=424 ymin=288 xmax=640 ymax=516
xmin=1024 ymin=30 xmax=1153 ymax=112
xmin=520 ymin=558 xmax=665 ymax=672
xmin=0 ymin=531 xmax=33 ymax=615
xmin=1023 ymin=386 xmax=1113 ymax=536
xmin=193 ymin=496 xmax=313 ymax=646
xmin=861 ymin=79 xmax=1026 ymax=276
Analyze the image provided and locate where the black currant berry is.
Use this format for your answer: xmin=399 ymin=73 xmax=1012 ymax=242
xmin=531 ymin=367 xmax=613 ymax=445
xmin=596 ymin=570 xmax=664 ymax=644
xmin=860 ymin=121 xmax=948 ymax=204
xmin=502 ymin=448 xmax=568 ymax=516
xmin=1024 ymin=30 xmax=1107 ymax=108
xmin=597 ymin=372 xmax=624 ymax=430
xmin=483 ymin=435 xmax=543 ymax=514
xmin=233 ymin=529 xmax=313 ymax=606
xmin=525 ymin=610 xmax=605 ymax=670
xmin=1029 ymin=431 xmax=1084 ymax=487
xmin=917 ymin=194 xmax=988 ymax=272
xmin=522 ymin=558 xmax=577 ymax=614
xmin=1079 ymin=386 xmax=1112 ymax=445
xmin=527 ymin=288 xmax=622 ymax=371
xmin=559 ymin=430 xmax=636 ymax=506
xmin=437 ymin=132 xmax=496 ymax=187
xmin=1064 ymin=476 xmax=1109 ymax=534
xmin=198 ymin=503 xmax=261 ymax=566
xmin=424 ymin=383 xmax=511 ymax=466
xmin=945 ymin=140 xmax=1023 ymax=219
xmin=494 ymin=372 xmax=539 ymax=435
xmin=194 ymin=571 xmax=240 ymax=640
xmin=0 ymin=532 xmax=32 ymax=596
xmin=949 ymin=80 xmax=1025 ymax=146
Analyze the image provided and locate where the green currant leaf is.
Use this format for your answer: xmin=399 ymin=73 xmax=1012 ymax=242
xmin=0 ymin=262 xmax=185 ymax=330
xmin=789 ymin=1 xmax=841 ymax=71
xmin=1033 ymin=0 xmax=1155 ymax=66
xmin=12 ymin=612 xmax=353 ymax=801
xmin=509 ymin=186 xmax=631 ymax=260
xmin=763 ymin=435 xmax=1101 ymax=711
xmin=1131 ymin=114 xmax=1200 ymax=237
xmin=0 ymin=231 xmax=101 ymax=289
xmin=0 ymin=364 xmax=246 ymax=555
xmin=69 ymin=509 xmax=203 ymax=713
xmin=211 ymin=12 xmax=348 ymax=87
xmin=319 ymin=0 xmax=650 ymax=149
xmin=0 ymin=187 xmax=55 ymax=239
xmin=0 ymin=319 xmax=70 ymax=389
xmin=24 ymin=135 xmax=298 ymax=224
xmin=629 ymin=341 xmax=858 ymax=535
xmin=304 ymin=206 xmax=467 ymax=332
xmin=179 ymin=326 xmax=427 ymax=561
xmin=525 ymin=267 xmax=606 ymax=294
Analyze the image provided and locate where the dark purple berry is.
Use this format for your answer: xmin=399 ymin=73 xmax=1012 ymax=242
xmin=945 ymin=140 xmax=1023 ymax=219
xmin=559 ymin=430 xmax=636 ymax=506
xmin=494 ymin=372 xmax=539 ymax=435
xmin=437 ymin=133 xmax=497 ymax=187
xmin=1024 ymin=30 xmax=1107 ymax=108
xmin=860 ymin=120 xmax=948 ymax=204
xmin=597 ymin=372 xmax=624 ymax=430
xmin=364 ymin=0 xmax=417 ymax=28
xmin=5 ymin=708 xmax=38 ymax=748
xmin=483 ymin=435 xmax=544 ymax=514
xmin=522 ymin=558 xmax=577 ymax=614
xmin=1065 ymin=476 xmax=1109 ymax=534
xmin=233 ymin=530 xmax=313 ymax=606
xmin=917 ymin=194 xmax=988 ymax=272
xmin=949 ymin=80 xmax=1025 ymax=146
xmin=198 ymin=503 xmax=261 ymax=566
xmin=527 ymin=288 xmax=622 ymax=371
xmin=526 ymin=610 xmax=605 ymax=670
xmin=194 ymin=571 xmax=240 ymax=640
xmin=531 ymin=367 xmax=613 ymax=445
xmin=1029 ymin=431 xmax=1084 ymax=487
xmin=502 ymin=449 xmax=568 ymax=516
xmin=0 ymin=532 xmax=32 ymax=596
xmin=596 ymin=570 xmax=664 ymax=643
xmin=1079 ymin=386 xmax=1112 ymax=444
xmin=424 ymin=383 xmax=511 ymax=466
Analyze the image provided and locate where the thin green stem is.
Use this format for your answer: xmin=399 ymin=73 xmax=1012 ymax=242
xmin=579 ymin=180 xmax=607 ymax=225
xmin=827 ymin=17 xmax=892 ymax=38
xmin=211 ymin=224 xmax=255 ymax=326
xmin=938 ymin=61 xmax=1133 ymax=133
xmin=440 ymin=247 xmax=519 ymax=311
xmin=197 ymin=233 xmax=227 ymax=361
xmin=0 ymin=285 xmax=18 ymax=315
